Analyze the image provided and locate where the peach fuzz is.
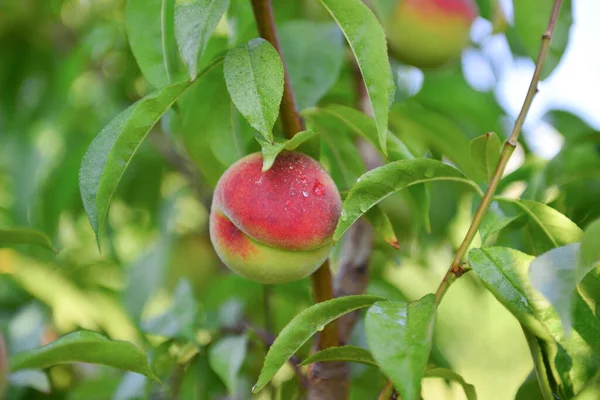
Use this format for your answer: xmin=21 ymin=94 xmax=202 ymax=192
xmin=384 ymin=0 xmax=478 ymax=68
xmin=209 ymin=151 xmax=342 ymax=284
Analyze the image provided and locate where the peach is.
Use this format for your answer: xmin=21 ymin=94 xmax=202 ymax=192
xmin=209 ymin=152 xmax=341 ymax=284
xmin=383 ymin=0 xmax=478 ymax=68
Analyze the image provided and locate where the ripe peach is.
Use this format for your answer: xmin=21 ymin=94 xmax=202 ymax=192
xmin=383 ymin=0 xmax=478 ymax=68
xmin=209 ymin=152 xmax=341 ymax=284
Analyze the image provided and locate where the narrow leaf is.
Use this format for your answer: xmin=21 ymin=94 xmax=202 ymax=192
xmin=208 ymin=335 xmax=247 ymax=395
xmin=529 ymin=243 xmax=580 ymax=333
xmin=578 ymin=219 xmax=600 ymax=282
xmin=469 ymin=132 xmax=502 ymax=184
xmin=79 ymin=80 xmax=189 ymax=244
xmin=175 ymin=0 xmax=229 ymax=79
xmin=334 ymin=159 xmax=480 ymax=241
xmin=425 ymin=368 xmax=477 ymax=400
xmin=224 ymin=38 xmax=284 ymax=142
xmin=0 ymin=228 xmax=56 ymax=253
xmin=365 ymin=206 xmax=399 ymax=249
xmin=253 ymin=295 xmax=384 ymax=393
xmin=10 ymin=330 xmax=157 ymax=380
xmin=498 ymin=198 xmax=584 ymax=252
xmin=299 ymin=346 xmax=377 ymax=367
xmin=365 ymin=295 xmax=436 ymax=400
xmin=260 ymin=129 xmax=318 ymax=171
xmin=126 ymin=0 xmax=180 ymax=88
xmin=318 ymin=0 xmax=395 ymax=155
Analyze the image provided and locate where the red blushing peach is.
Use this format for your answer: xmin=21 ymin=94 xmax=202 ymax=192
xmin=383 ymin=0 xmax=478 ymax=68
xmin=209 ymin=152 xmax=342 ymax=284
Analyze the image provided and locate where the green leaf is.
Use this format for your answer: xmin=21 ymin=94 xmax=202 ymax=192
xmin=334 ymin=159 xmax=480 ymax=241
xmin=79 ymin=80 xmax=190 ymax=244
xmin=513 ymin=0 xmax=573 ymax=79
xmin=304 ymin=110 xmax=366 ymax=190
xmin=304 ymin=105 xmax=430 ymax=230
xmin=299 ymin=346 xmax=377 ymax=367
xmin=305 ymin=105 xmax=414 ymax=162
xmin=529 ymin=243 xmax=580 ymax=333
xmin=318 ymin=0 xmax=395 ymax=155
xmin=224 ymin=38 xmax=284 ymax=142
xmin=0 ymin=228 xmax=56 ymax=253
xmin=175 ymin=0 xmax=229 ymax=79
xmin=497 ymin=198 xmax=584 ymax=253
xmin=469 ymin=247 xmax=600 ymax=395
xmin=469 ymin=132 xmax=502 ymax=184
xmin=390 ymin=103 xmax=476 ymax=177
xmin=279 ymin=22 xmax=344 ymax=110
xmin=365 ymin=295 xmax=436 ymax=400
xmin=579 ymin=219 xmax=600 ymax=281
xmin=479 ymin=205 xmax=522 ymax=245
xmin=178 ymin=58 xmax=251 ymax=187
xmin=208 ymin=335 xmax=248 ymax=395
xmin=253 ymin=294 xmax=384 ymax=393
xmin=425 ymin=368 xmax=477 ymax=400
xmin=260 ymin=129 xmax=318 ymax=171
xmin=573 ymin=371 xmax=600 ymax=400
xmin=10 ymin=330 xmax=158 ymax=380
xmin=365 ymin=205 xmax=399 ymax=249
xmin=126 ymin=0 xmax=181 ymax=88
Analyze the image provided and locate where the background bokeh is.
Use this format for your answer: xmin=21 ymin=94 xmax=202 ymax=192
xmin=0 ymin=0 xmax=598 ymax=399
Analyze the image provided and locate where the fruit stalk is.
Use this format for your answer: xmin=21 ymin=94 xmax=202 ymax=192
xmin=433 ymin=0 xmax=565 ymax=304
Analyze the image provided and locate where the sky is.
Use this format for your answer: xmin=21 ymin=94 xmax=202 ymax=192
xmin=466 ymin=0 xmax=599 ymax=160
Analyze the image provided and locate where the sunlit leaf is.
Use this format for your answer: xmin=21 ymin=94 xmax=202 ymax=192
xmin=470 ymin=132 xmax=502 ymax=184
xmin=498 ymin=198 xmax=584 ymax=253
xmin=175 ymin=0 xmax=229 ymax=79
xmin=425 ymin=368 xmax=477 ymax=400
xmin=365 ymin=295 xmax=436 ymax=400
xmin=10 ymin=330 xmax=158 ymax=380
xmin=0 ymin=228 xmax=56 ymax=253
xmin=253 ymin=295 xmax=384 ymax=393
xmin=260 ymin=129 xmax=318 ymax=171
xmin=208 ymin=334 xmax=247 ymax=395
xmin=279 ymin=21 xmax=344 ymax=110
xmin=578 ymin=219 xmax=600 ymax=281
xmin=299 ymin=345 xmax=377 ymax=367
xmin=318 ymin=0 xmax=395 ymax=154
xmin=224 ymin=38 xmax=284 ymax=142
xmin=334 ymin=159 xmax=480 ymax=241
xmin=469 ymin=247 xmax=600 ymax=395
xmin=529 ymin=243 xmax=580 ymax=333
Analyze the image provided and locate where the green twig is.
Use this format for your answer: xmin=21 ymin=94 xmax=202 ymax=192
xmin=433 ymin=0 xmax=564 ymax=304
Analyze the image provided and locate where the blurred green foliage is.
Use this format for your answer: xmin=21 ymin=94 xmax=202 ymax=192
xmin=0 ymin=0 xmax=598 ymax=399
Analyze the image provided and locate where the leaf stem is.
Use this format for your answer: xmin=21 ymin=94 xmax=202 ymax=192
xmin=434 ymin=0 xmax=564 ymax=304
xmin=248 ymin=0 xmax=338 ymax=354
